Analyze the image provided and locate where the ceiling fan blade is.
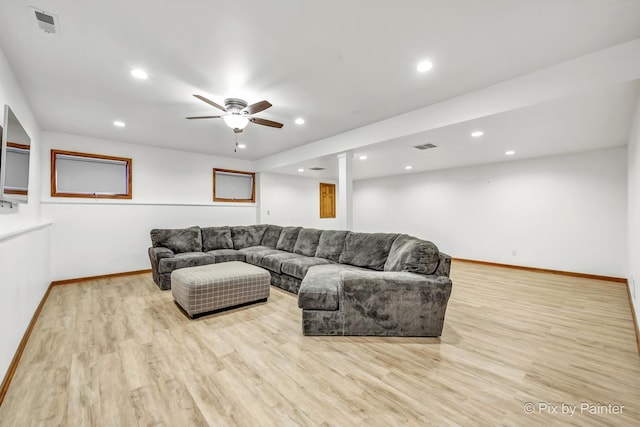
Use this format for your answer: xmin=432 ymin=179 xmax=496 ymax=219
xmin=193 ymin=94 xmax=227 ymax=112
xmin=250 ymin=117 xmax=284 ymax=128
xmin=245 ymin=100 xmax=272 ymax=115
xmin=186 ymin=115 xmax=222 ymax=119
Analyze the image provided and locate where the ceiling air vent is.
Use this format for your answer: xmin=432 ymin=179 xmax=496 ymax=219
xmin=413 ymin=143 xmax=438 ymax=150
xmin=309 ymin=167 xmax=325 ymax=171
xmin=32 ymin=8 xmax=58 ymax=34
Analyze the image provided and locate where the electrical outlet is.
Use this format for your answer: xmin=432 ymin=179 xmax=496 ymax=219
xmin=266 ymin=210 xmax=271 ymax=216
xmin=511 ymin=249 xmax=517 ymax=256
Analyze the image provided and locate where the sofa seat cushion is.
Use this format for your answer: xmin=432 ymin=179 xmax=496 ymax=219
xmin=158 ymin=252 xmax=214 ymax=274
xmin=339 ymin=232 xmax=399 ymax=271
xmin=297 ymin=264 xmax=368 ymax=311
xmin=151 ymin=226 xmax=202 ymax=253
xmin=238 ymin=245 xmax=271 ymax=254
xmin=206 ymin=249 xmax=246 ymax=263
xmin=241 ymin=247 xmax=288 ymax=265
xmin=259 ymin=252 xmax=305 ymax=274
xmin=384 ymin=234 xmax=440 ymax=275
xmin=281 ymin=256 xmax=333 ymax=280
xmin=202 ymin=226 xmax=233 ymax=251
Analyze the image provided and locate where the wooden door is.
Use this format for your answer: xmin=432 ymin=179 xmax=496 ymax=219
xmin=319 ymin=183 xmax=336 ymax=218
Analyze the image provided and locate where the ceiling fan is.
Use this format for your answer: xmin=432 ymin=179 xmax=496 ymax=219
xmin=186 ymin=95 xmax=284 ymax=133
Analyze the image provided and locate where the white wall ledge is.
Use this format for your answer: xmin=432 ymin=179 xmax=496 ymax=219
xmin=0 ymin=221 xmax=52 ymax=243
xmin=40 ymin=201 xmax=257 ymax=207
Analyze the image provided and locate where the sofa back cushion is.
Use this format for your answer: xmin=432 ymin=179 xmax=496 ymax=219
xmin=293 ymin=228 xmax=323 ymax=257
xmin=231 ymin=225 xmax=267 ymax=249
xmin=315 ymin=230 xmax=349 ymax=262
xmin=338 ymin=232 xmax=399 ymax=271
xmin=261 ymin=225 xmax=284 ymax=248
xmin=384 ymin=234 xmax=440 ymax=275
xmin=150 ymin=226 xmax=202 ymax=253
xmin=201 ymin=226 xmax=233 ymax=251
xmin=276 ymin=226 xmax=302 ymax=252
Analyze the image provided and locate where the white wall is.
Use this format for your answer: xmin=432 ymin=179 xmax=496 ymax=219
xmin=41 ymin=132 xmax=257 ymax=281
xmin=259 ymin=172 xmax=340 ymax=229
xmin=354 ymin=148 xmax=627 ymax=277
xmin=0 ymin=227 xmax=51 ymax=379
xmin=0 ymin=47 xmax=50 ymax=384
xmin=627 ymin=92 xmax=640 ymax=332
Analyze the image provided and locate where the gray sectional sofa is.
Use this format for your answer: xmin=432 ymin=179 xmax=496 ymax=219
xmin=148 ymin=224 xmax=452 ymax=336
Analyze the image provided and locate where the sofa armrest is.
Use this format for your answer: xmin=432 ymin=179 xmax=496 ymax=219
xmin=149 ymin=246 xmax=175 ymax=261
xmin=338 ymin=271 xmax=452 ymax=336
xmin=148 ymin=247 xmax=175 ymax=287
xmin=435 ymin=252 xmax=452 ymax=277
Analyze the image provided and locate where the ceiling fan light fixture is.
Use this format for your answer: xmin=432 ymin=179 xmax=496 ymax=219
xmin=223 ymin=114 xmax=249 ymax=130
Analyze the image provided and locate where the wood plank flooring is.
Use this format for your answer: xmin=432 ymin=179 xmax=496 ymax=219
xmin=1 ymin=261 xmax=639 ymax=426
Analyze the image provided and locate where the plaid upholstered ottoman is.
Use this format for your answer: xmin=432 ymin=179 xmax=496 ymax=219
xmin=171 ymin=261 xmax=270 ymax=318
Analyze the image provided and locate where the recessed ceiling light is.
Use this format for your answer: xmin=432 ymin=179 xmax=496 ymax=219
xmin=237 ymin=144 xmax=246 ymax=149
xmin=417 ymin=60 xmax=433 ymax=73
xmin=405 ymin=165 xmax=413 ymax=170
xmin=130 ymin=69 xmax=148 ymax=79
xmin=471 ymin=131 xmax=484 ymax=138
xmin=295 ymin=118 xmax=305 ymax=125
xmin=113 ymin=121 xmax=126 ymax=127
xmin=298 ymin=168 xmax=304 ymax=172
xmin=359 ymin=155 xmax=367 ymax=160
xmin=505 ymin=150 xmax=515 ymax=156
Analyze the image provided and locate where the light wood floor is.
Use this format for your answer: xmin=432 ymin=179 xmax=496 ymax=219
xmin=1 ymin=261 xmax=639 ymax=426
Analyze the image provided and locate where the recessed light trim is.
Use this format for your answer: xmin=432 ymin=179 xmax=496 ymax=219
xmin=294 ymin=118 xmax=305 ymax=125
xmin=471 ymin=131 xmax=484 ymax=138
xmin=113 ymin=120 xmax=126 ymax=127
xmin=405 ymin=165 xmax=413 ymax=170
xmin=505 ymin=150 xmax=515 ymax=156
xmin=298 ymin=168 xmax=304 ymax=172
xmin=359 ymin=155 xmax=367 ymax=160
xmin=417 ymin=60 xmax=433 ymax=73
xmin=131 ymin=68 xmax=148 ymax=79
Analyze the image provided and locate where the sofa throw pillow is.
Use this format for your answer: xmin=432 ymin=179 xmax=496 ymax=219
xmin=293 ymin=228 xmax=323 ymax=257
xmin=150 ymin=226 xmax=202 ymax=253
xmin=338 ymin=232 xmax=399 ymax=271
xmin=384 ymin=234 xmax=440 ymax=275
xmin=261 ymin=225 xmax=284 ymax=248
xmin=201 ymin=226 xmax=233 ymax=251
xmin=231 ymin=225 xmax=267 ymax=249
xmin=315 ymin=230 xmax=349 ymax=262
xmin=276 ymin=226 xmax=302 ymax=252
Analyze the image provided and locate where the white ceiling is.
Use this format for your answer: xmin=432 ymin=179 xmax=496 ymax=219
xmin=1 ymin=0 xmax=640 ymax=177
xmin=274 ymin=80 xmax=640 ymax=179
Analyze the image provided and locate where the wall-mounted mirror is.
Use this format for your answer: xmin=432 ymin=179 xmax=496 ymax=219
xmin=0 ymin=105 xmax=31 ymax=204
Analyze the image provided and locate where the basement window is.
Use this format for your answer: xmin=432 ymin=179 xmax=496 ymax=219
xmin=51 ymin=149 xmax=132 ymax=199
xmin=213 ymin=168 xmax=255 ymax=203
